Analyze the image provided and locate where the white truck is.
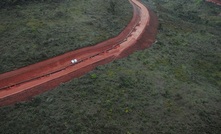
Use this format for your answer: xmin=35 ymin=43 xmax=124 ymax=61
xmin=71 ymin=59 xmax=78 ymax=64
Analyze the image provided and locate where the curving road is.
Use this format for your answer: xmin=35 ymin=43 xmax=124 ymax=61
xmin=0 ymin=0 xmax=158 ymax=107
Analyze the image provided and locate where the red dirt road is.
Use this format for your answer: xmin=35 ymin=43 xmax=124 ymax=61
xmin=206 ymin=0 xmax=221 ymax=5
xmin=0 ymin=0 xmax=158 ymax=107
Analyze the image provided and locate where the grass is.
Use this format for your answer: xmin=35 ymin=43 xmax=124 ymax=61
xmin=0 ymin=0 xmax=221 ymax=133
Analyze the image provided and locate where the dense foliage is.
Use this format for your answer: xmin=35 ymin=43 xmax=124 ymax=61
xmin=0 ymin=0 xmax=220 ymax=133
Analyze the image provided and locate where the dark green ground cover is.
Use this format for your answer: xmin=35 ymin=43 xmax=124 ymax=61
xmin=0 ymin=0 xmax=221 ymax=133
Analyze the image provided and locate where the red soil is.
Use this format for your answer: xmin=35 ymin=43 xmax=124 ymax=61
xmin=0 ymin=0 xmax=158 ymax=107
xmin=206 ymin=0 xmax=221 ymax=6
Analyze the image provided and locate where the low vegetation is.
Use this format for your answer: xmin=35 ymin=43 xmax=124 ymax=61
xmin=0 ymin=0 xmax=221 ymax=133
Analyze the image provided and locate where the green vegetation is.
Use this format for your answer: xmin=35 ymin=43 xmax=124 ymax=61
xmin=0 ymin=0 xmax=221 ymax=133
xmin=0 ymin=0 xmax=132 ymax=73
